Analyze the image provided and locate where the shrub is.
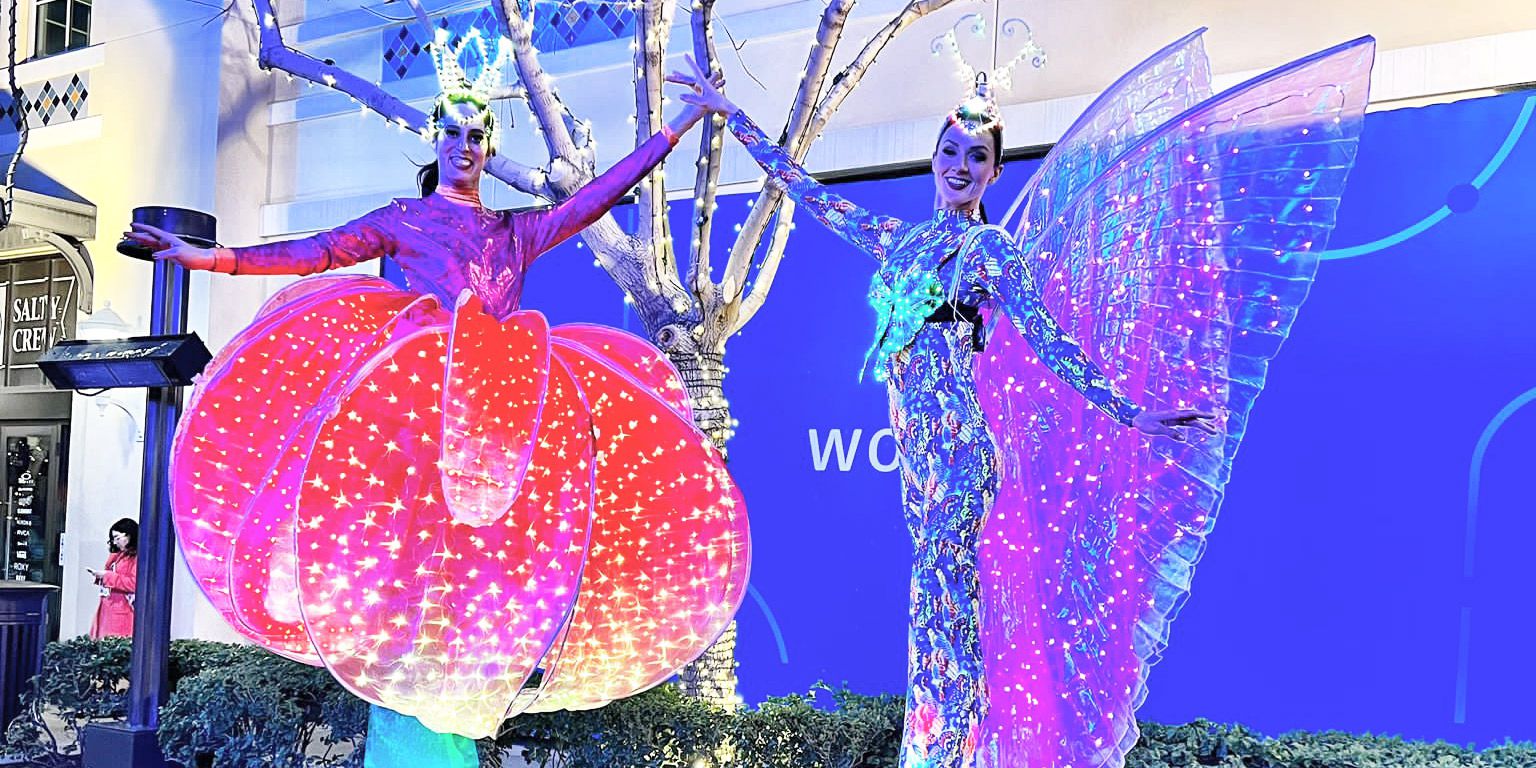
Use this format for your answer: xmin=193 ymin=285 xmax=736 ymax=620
xmin=8 ymin=640 xmax=1535 ymax=768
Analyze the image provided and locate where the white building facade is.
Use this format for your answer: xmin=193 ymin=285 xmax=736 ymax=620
xmin=1 ymin=0 xmax=1534 ymax=643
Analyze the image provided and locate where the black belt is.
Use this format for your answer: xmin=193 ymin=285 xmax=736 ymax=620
xmin=925 ymin=302 xmax=985 ymax=351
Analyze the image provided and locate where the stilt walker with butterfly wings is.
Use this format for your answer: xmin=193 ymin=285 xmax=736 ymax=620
xmin=674 ymin=23 xmax=1374 ymax=768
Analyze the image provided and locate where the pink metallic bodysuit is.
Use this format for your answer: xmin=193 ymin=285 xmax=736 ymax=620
xmin=228 ymin=132 xmax=668 ymax=317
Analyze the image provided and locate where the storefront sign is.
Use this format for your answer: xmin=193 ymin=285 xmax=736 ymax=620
xmin=1 ymin=257 xmax=77 ymax=388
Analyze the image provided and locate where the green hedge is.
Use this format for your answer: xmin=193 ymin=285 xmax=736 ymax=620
xmin=491 ymin=684 xmax=904 ymax=768
xmin=2 ymin=637 xmax=366 ymax=767
xmin=4 ymin=638 xmax=1533 ymax=767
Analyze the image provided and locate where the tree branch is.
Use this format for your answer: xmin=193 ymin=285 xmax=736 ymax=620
xmin=490 ymin=2 xmax=668 ymax=318
xmin=686 ymin=0 xmax=725 ymax=303
xmin=782 ymin=0 xmax=854 ymax=156
xmin=721 ymin=0 xmax=959 ymax=340
xmin=806 ymin=0 xmax=959 ymax=140
xmin=248 ymin=0 xmax=547 ymax=195
xmin=499 ymin=0 xmax=580 ymax=161
xmin=730 ymin=200 xmax=794 ymax=333
xmin=582 ymin=218 xmax=654 ymax=297
xmin=718 ymin=0 xmax=854 ymax=301
xmin=633 ymin=0 xmax=676 ymax=279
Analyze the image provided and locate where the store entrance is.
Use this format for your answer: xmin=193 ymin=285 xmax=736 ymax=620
xmin=1 ymin=422 xmax=69 ymax=640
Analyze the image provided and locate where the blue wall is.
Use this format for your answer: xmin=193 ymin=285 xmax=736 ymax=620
xmin=513 ymin=90 xmax=1536 ymax=746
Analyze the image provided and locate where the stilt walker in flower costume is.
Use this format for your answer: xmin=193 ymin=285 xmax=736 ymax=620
xmin=676 ymin=27 xmax=1373 ymax=768
xmin=123 ymin=30 xmax=749 ymax=766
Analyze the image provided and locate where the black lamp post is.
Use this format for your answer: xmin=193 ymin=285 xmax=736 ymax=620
xmin=45 ymin=207 xmax=216 ymax=768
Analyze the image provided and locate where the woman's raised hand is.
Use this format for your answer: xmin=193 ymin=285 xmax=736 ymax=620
xmin=122 ymin=223 xmax=218 ymax=271
xmin=668 ymin=54 xmax=734 ymax=117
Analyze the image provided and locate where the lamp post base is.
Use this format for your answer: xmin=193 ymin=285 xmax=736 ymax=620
xmin=81 ymin=721 xmax=170 ymax=768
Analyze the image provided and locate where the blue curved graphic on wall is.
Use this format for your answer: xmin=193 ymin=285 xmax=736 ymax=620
xmin=747 ymin=584 xmax=790 ymax=665
xmin=1454 ymin=386 xmax=1536 ymax=724
xmin=1321 ymin=95 xmax=1535 ymax=260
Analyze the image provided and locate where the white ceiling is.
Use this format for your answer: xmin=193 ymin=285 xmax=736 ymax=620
xmin=714 ymin=0 xmax=1536 ymax=130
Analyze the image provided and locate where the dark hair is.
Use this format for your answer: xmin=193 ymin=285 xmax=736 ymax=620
xmin=934 ymin=119 xmax=1004 ymax=223
xmin=419 ymin=97 xmax=498 ymax=198
xmin=417 ymin=161 xmax=439 ymax=198
xmin=109 ymin=518 xmax=139 ymax=556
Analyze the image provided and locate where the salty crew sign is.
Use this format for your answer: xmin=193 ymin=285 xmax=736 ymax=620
xmin=1 ymin=257 xmax=77 ymax=387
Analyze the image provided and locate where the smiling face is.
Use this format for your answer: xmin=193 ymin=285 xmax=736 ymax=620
xmin=931 ymin=122 xmax=1002 ymax=214
xmin=434 ymin=100 xmax=493 ymax=191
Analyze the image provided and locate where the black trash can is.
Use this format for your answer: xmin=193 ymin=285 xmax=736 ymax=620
xmin=0 ymin=583 xmax=58 ymax=733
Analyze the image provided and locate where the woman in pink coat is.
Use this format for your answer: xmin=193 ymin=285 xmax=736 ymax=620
xmin=87 ymin=518 xmax=137 ymax=639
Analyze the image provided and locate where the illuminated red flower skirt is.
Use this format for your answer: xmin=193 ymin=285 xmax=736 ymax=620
xmin=170 ymin=275 xmax=750 ymax=738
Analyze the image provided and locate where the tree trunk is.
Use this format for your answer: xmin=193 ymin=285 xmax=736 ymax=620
xmin=677 ymin=622 xmax=738 ymax=705
xmin=672 ymin=348 xmax=731 ymax=451
xmin=666 ymin=345 xmax=740 ymax=706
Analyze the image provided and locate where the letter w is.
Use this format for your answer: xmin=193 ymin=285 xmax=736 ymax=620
xmin=809 ymin=429 xmax=862 ymax=472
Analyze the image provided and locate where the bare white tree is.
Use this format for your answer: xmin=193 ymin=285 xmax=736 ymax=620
xmin=248 ymin=0 xmax=957 ymax=705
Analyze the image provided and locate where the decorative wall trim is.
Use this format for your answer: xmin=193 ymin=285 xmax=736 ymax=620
xmin=1 ymin=71 xmax=90 ymax=133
